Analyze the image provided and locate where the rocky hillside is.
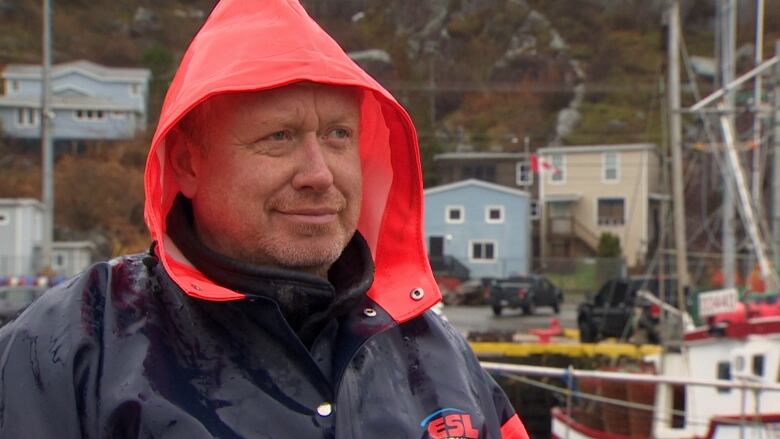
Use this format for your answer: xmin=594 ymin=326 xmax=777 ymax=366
xmin=3 ymin=0 xmax=779 ymax=151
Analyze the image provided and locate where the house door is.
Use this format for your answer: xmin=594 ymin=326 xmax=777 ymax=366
xmin=429 ymin=236 xmax=444 ymax=257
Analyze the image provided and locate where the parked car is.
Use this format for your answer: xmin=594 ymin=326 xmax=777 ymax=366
xmin=0 ymin=286 xmax=46 ymax=326
xmin=488 ymin=275 xmax=563 ymax=316
xmin=440 ymin=278 xmax=491 ymax=306
xmin=577 ymin=276 xmax=679 ymax=343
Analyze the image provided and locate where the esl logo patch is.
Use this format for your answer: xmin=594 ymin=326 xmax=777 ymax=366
xmin=420 ymin=408 xmax=479 ymax=439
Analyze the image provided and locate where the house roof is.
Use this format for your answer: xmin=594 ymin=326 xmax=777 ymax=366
xmin=52 ymin=241 xmax=96 ymax=250
xmin=0 ymin=198 xmax=44 ymax=208
xmin=348 ymin=49 xmax=392 ymax=64
xmin=538 ymin=143 xmax=656 ymax=155
xmin=0 ymin=94 xmax=141 ymax=111
xmin=434 ymin=151 xmax=528 ymax=161
xmin=424 ymin=178 xmax=530 ymax=198
xmin=544 ymin=193 xmax=582 ymax=203
xmin=649 ymin=192 xmax=671 ymax=201
xmin=3 ymin=60 xmax=150 ymax=83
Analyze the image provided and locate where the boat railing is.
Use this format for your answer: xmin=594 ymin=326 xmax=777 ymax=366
xmin=482 ymin=362 xmax=780 ymax=438
xmin=481 ymin=362 xmax=780 ymax=392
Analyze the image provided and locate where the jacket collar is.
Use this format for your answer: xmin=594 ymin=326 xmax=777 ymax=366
xmin=165 ymin=195 xmax=374 ymax=345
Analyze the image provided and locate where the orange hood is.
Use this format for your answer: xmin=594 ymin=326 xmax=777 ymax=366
xmin=143 ymin=0 xmax=440 ymax=323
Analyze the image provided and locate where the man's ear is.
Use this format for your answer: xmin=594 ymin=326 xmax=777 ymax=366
xmin=168 ymin=134 xmax=200 ymax=199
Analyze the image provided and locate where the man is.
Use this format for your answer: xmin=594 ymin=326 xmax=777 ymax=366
xmin=0 ymin=1 xmax=529 ymax=438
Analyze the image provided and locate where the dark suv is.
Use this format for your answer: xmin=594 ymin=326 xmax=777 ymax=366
xmin=488 ymin=275 xmax=563 ymax=316
xmin=576 ymin=276 xmax=678 ymax=343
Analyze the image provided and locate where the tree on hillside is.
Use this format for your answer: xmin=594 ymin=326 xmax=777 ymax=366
xmin=54 ymin=149 xmax=148 ymax=257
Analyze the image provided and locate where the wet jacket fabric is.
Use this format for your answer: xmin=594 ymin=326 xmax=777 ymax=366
xmin=0 ymin=0 xmax=529 ymax=437
xmin=0 ymin=251 xmax=526 ymax=438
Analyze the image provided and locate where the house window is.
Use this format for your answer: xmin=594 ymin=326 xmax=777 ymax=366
xmin=52 ymin=252 xmax=65 ymax=270
xmin=16 ymin=108 xmax=37 ymax=127
xmin=515 ymin=161 xmax=533 ymax=186
xmin=485 ymin=205 xmax=505 ymax=224
xmin=75 ymin=109 xmax=106 ymax=121
xmin=0 ymin=210 xmax=9 ymax=226
xmin=550 ymin=153 xmax=565 ymax=183
xmin=130 ymin=83 xmax=140 ymax=96
xmin=462 ymin=164 xmax=496 ymax=182
xmin=470 ymin=240 xmax=497 ymax=262
xmin=603 ymin=152 xmax=619 ymax=182
xmin=717 ymin=361 xmax=731 ymax=393
xmin=597 ymin=198 xmax=625 ymax=226
xmin=752 ymin=354 xmax=765 ymax=377
xmin=10 ymin=79 xmax=19 ymax=92
xmin=530 ymin=200 xmax=540 ymax=220
xmin=445 ymin=205 xmax=464 ymax=224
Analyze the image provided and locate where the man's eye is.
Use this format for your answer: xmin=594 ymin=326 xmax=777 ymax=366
xmin=329 ymin=128 xmax=351 ymax=139
xmin=266 ymin=131 xmax=289 ymax=141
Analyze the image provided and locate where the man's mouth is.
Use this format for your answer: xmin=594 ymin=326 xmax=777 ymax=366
xmin=276 ymin=207 xmax=339 ymax=224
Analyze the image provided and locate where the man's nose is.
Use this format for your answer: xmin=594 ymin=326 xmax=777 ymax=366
xmin=291 ymin=134 xmax=334 ymax=191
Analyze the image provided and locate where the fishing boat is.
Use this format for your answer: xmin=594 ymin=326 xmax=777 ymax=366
xmin=546 ymin=293 xmax=780 ymax=439
xmin=482 ymin=294 xmax=780 ymax=438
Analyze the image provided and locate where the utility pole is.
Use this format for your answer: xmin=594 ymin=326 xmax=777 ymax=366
xmin=668 ymin=0 xmax=689 ymax=310
xmin=524 ymin=136 xmax=533 ymax=274
xmin=720 ymin=0 xmax=737 ymax=288
xmin=40 ymin=0 xmax=53 ymax=273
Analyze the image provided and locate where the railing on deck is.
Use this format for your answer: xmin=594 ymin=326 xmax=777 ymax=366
xmin=481 ymin=362 xmax=780 ymax=438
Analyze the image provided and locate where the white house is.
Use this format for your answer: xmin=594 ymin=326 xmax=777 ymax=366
xmin=0 ymin=198 xmax=93 ymax=277
xmin=0 ymin=60 xmax=151 ymax=141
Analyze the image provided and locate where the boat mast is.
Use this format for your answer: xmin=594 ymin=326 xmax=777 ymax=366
xmin=718 ymin=107 xmax=780 ymax=290
xmin=690 ymin=16 xmax=780 ymax=292
xmin=668 ymin=0 xmax=689 ymax=311
xmin=720 ymin=0 xmax=737 ymax=288
xmin=751 ymin=0 xmax=764 ymax=244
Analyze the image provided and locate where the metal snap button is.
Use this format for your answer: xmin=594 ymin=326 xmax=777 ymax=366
xmin=410 ymin=287 xmax=424 ymax=300
xmin=317 ymin=402 xmax=333 ymax=417
xmin=363 ymin=307 xmax=377 ymax=317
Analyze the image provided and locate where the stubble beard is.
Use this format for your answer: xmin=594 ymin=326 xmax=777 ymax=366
xmin=239 ymin=192 xmax=358 ymax=277
xmin=199 ymin=188 xmax=360 ymax=277
xmin=252 ymin=223 xmax=352 ymax=276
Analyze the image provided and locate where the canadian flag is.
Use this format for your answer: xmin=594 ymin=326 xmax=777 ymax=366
xmin=530 ymin=154 xmax=560 ymax=174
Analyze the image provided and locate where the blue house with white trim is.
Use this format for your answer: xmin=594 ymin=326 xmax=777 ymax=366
xmin=0 ymin=60 xmax=150 ymax=141
xmin=424 ymin=179 xmax=531 ymax=280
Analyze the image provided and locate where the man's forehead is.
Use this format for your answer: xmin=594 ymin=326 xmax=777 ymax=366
xmin=215 ymin=83 xmax=362 ymax=111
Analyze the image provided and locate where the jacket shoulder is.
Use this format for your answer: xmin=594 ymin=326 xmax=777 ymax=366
xmin=0 ymin=254 xmax=152 ymax=437
xmin=0 ymin=254 xmax=148 ymax=337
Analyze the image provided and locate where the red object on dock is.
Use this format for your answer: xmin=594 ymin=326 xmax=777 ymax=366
xmin=529 ymin=318 xmax=562 ymax=343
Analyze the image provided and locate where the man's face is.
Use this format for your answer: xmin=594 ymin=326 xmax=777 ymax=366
xmin=181 ymin=84 xmax=362 ymax=277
